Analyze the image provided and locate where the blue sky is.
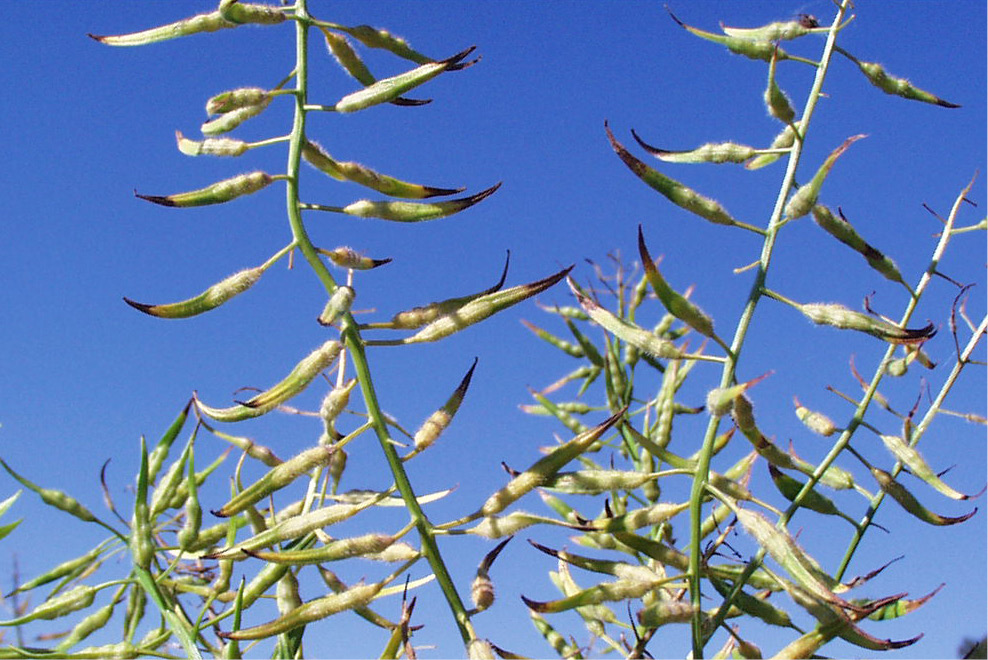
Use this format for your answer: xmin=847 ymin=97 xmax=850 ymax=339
xmin=1 ymin=2 xmax=985 ymax=658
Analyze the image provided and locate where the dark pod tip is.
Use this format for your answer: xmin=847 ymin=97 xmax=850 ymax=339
xmin=630 ymin=128 xmax=667 ymax=156
xmin=134 ymin=190 xmax=176 ymax=207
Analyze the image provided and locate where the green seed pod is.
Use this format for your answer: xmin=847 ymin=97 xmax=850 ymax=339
xmin=0 ymin=459 xmax=101 ymax=524
xmin=466 ymin=511 xmax=571 ymax=539
xmin=332 ymin=24 xmax=432 ymax=64
xmin=523 ymin=576 xmax=660 ymax=614
xmin=214 ymin=445 xmax=337 ymax=517
xmin=631 ymin=129 xmax=756 ymax=164
xmin=130 ymin=439 xmax=154 ymax=570
xmin=529 ymin=610 xmax=581 ymax=658
xmin=302 ymin=140 xmax=462 ymax=199
xmin=638 ymin=226 xmax=716 ymax=338
xmin=721 ymin=15 xmax=819 ymax=41
xmin=528 ymin=389 xmax=589 ymax=435
xmin=9 ymin=543 xmax=107 ymax=596
xmin=606 ymin=123 xmax=741 ymax=227
xmin=709 ymin=577 xmax=798 ymax=630
xmin=410 ymin=359 xmax=477 ymax=455
xmin=335 ymin=46 xmax=478 ymax=113
xmin=793 ymin=396 xmax=838 ymax=437
xmin=54 ymin=592 xmax=121 ymax=652
xmin=768 ymin=464 xmax=858 ymax=528
xmin=0 ymin=584 xmax=97 ymax=625
xmin=637 ymin=600 xmax=697 ymax=628
xmin=765 ymin=48 xmax=796 ymax=124
xmin=709 ymin=372 xmax=770 ymax=418
xmin=88 ymin=12 xmax=235 ymax=47
xmin=319 ymin=378 xmax=357 ymax=433
xmin=466 ymin=639 xmax=496 ymax=660
xmin=543 ymin=469 xmax=659 ymax=495
xmin=175 ymin=131 xmax=248 ymax=157
xmin=217 ymin=0 xmax=286 ymax=26
xmin=562 ymin=316 xmax=605 ymax=368
xmin=571 ymin=280 xmax=684 ymax=359
xmin=136 ymin=171 xmax=273 ymax=207
xmin=148 ymin=437 xmax=192 ymax=518
xmin=798 ymin=302 xmax=936 ymax=344
xmin=746 ymin=121 xmax=802 ymax=170
xmin=322 ymin=246 xmax=391 ymax=270
xmin=811 ymin=205 xmax=906 ymax=285
xmin=478 ymin=410 xmax=623 ymax=517
xmin=341 ymin=183 xmax=499 ymax=222
xmin=784 ymin=135 xmax=865 ymax=219
xmin=317 ymin=285 xmax=355 ymax=327
xmin=177 ymin=451 xmax=202 ymax=552
xmin=321 ymin=28 xmax=376 ymax=86
xmin=520 ymin=319 xmax=585 ymax=358
xmin=852 ymin=58 xmax=960 ymax=108
xmin=125 ymin=266 xmax=264 ymax=319
xmin=863 ymin=584 xmax=943 ymax=621
xmin=196 ymin=340 xmax=341 ymax=422
xmin=878 ymin=434 xmax=978 ymax=500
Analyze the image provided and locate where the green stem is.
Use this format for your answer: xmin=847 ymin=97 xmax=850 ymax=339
xmin=687 ymin=3 xmax=852 ymax=655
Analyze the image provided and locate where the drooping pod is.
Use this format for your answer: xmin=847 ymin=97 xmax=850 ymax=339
xmin=196 ymin=340 xmax=342 ymax=422
xmin=124 ymin=265 xmax=264 ymax=319
xmin=302 ymin=140 xmax=462 ymax=198
xmin=136 ymin=171 xmax=273 ymax=207
xmin=340 ymin=183 xmax=500 ymax=222
xmin=784 ymin=135 xmax=865 ymax=219
xmin=175 ymin=131 xmax=248 ymax=157
xmin=631 ymin=129 xmax=757 ymax=165
xmin=797 ymin=302 xmax=936 ymax=345
xmin=811 ymin=205 xmax=907 ymax=286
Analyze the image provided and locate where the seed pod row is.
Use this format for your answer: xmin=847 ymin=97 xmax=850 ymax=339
xmin=334 ymin=46 xmax=478 ymax=113
xmin=811 ymin=205 xmax=906 ymax=285
xmin=341 ymin=182 xmax=500 ymax=222
xmin=125 ymin=265 xmax=265 ymax=319
xmin=196 ymin=339 xmax=341 ymax=422
xmin=136 ymin=171 xmax=273 ymax=207
xmin=631 ymin=129 xmax=757 ymax=165
xmin=797 ymin=302 xmax=936 ymax=345
xmin=606 ymin=123 xmax=742 ymax=227
xmin=784 ymin=135 xmax=865 ymax=220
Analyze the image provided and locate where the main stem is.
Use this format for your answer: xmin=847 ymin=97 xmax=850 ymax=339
xmin=686 ymin=4 xmax=851 ymax=656
xmin=288 ymin=2 xmax=475 ymax=646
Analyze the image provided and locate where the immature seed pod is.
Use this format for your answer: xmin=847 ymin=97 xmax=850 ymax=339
xmin=768 ymin=464 xmax=859 ymax=528
xmin=721 ymin=15 xmax=819 ymax=41
xmin=125 ymin=265 xmax=264 ymax=319
xmin=217 ymin=0 xmax=286 ymax=26
xmin=317 ymin=285 xmax=355 ymax=327
xmin=708 ymin=372 xmax=770 ymax=418
xmin=176 ymin=452 xmax=202 ymax=552
xmin=638 ymin=226 xmax=716 ymax=339
xmin=792 ymin=396 xmax=838 ymax=437
xmin=136 ymin=171 xmax=273 ymax=207
xmin=853 ymin=59 xmax=960 ymax=108
xmin=746 ymin=121 xmax=802 ymax=170
xmin=667 ymin=10 xmax=805 ymax=62
xmin=244 ymin=533 xmax=402 ymax=565
xmin=631 ymin=129 xmax=756 ymax=165
xmin=606 ymin=123 xmax=740 ymax=227
xmin=201 ymin=102 xmax=271 ymax=135
xmin=0 ymin=585 xmax=97 ymax=625
xmin=471 ymin=537 xmax=511 ymax=613
xmin=798 ymin=302 xmax=936 ymax=344
xmin=89 ymin=12 xmax=235 ymax=47
xmin=214 ymin=445 xmax=337 ymax=517
xmin=588 ymin=501 xmax=691 ymax=533
xmin=520 ymin=319 xmax=585 ymax=358
xmin=319 ymin=378 xmax=357 ymax=432
xmin=784 ymin=135 xmax=865 ymax=219
xmin=206 ymin=87 xmax=270 ymax=114
xmin=0 ymin=459 xmax=101 ymax=524
xmin=765 ymin=48 xmax=796 ymax=124
xmin=54 ymin=596 xmax=120 ymax=653
xmin=871 ymin=468 xmax=976 ymax=526
xmin=341 ymin=183 xmax=500 ymax=222
xmin=812 ymin=205 xmax=906 ymax=285
xmin=175 ymin=131 xmax=248 ymax=157
xmin=322 ymin=246 xmax=391 ymax=270
xmin=543 ymin=469 xmax=659 ymax=495
xmin=709 ymin=576 xmax=799 ymax=630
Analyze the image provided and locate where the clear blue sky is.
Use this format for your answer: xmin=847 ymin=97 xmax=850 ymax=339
xmin=1 ymin=2 xmax=984 ymax=658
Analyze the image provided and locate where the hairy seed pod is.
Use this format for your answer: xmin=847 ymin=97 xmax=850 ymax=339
xmin=721 ymin=16 xmax=819 ymax=41
xmin=765 ymin=48 xmax=796 ymax=124
xmin=321 ymin=28 xmax=376 ymax=86
xmin=853 ymin=59 xmax=960 ymax=108
xmin=543 ymin=469 xmax=659 ymax=495
xmin=214 ymin=445 xmax=336 ymax=517
xmin=0 ymin=459 xmax=101 ymax=524
xmin=201 ymin=102 xmax=271 ymax=135
xmin=878 ymin=434 xmax=977 ymax=500
xmin=323 ymin=246 xmax=391 ymax=270
xmin=177 ymin=453 xmax=202 ymax=551
xmin=637 ymin=600 xmax=697 ymax=628
xmin=0 ymin=585 xmax=97 ymax=625
xmin=54 ymin=596 xmax=120 ymax=652
xmin=136 ymin=171 xmax=273 ymax=207
xmin=88 ymin=12 xmax=235 ymax=47
xmin=607 ymin=123 xmax=740 ymax=226
xmin=333 ymin=24 xmax=432 ymax=64
xmin=320 ymin=378 xmax=357 ymax=433
xmin=746 ymin=121 xmax=802 ymax=170
xmin=317 ymin=285 xmax=355 ymax=327
xmin=812 ymin=205 xmax=906 ymax=285
xmin=246 ymin=533 xmax=401 ymax=565
xmin=631 ymin=129 xmax=756 ymax=164
xmin=871 ymin=468 xmax=977 ymax=525
xmin=785 ymin=135 xmax=865 ymax=219
xmin=206 ymin=87 xmax=270 ymax=114
xmin=571 ymin=280 xmax=684 ymax=359
xmin=638 ymin=226 xmax=716 ymax=338
xmin=588 ymin=502 xmax=690 ymax=534
xmin=768 ymin=464 xmax=858 ymax=528
xmin=799 ymin=302 xmax=936 ymax=344
xmin=217 ymin=0 xmax=286 ymax=26
xmin=342 ymin=183 xmax=499 ymax=222
xmin=412 ymin=359 xmax=477 ymax=454
xmin=175 ymin=131 xmax=248 ymax=157
xmin=793 ymin=396 xmax=838 ymax=437
xmin=125 ymin=266 xmax=264 ymax=319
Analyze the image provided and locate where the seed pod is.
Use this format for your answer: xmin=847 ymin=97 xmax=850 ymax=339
xmin=410 ymin=359 xmax=477 ymax=455
xmin=334 ymin=46 xmax=478 ymax=113
xmin=322 ymin=246 xmax=392 ymax=270
xmin=148 ymin=436 xmax=193 ymax=518
xmin=9 ymin=543 xmax=107 ymax=595
xmin=667 ymin=10 xmax=808 ymax=62
xmin=784 ymin=135 xmax=865 ymax=220
xmin=319 ymin=378 xmax=357 ymax=433
xmin=878 ymin=435 xmax=979 ymax=501
xmin=330 ymin=24 xmax=432 ymax=64
xmin=863 ymin=584 xmax=943 ymax=621
xmin=201 ymin=102 xmax=271 ymax=135
xmin=54 ymin=590 xmax=122 ymax=652
xmin=88 ymin=11 xmax=236 ymax=47
xmin=562 ymin=316 xmax=605 ymax=367
xmin=214 ymin=445 xmax=337 ymax=517
xmin=721 ymin=15 xmax=819 ymax=41
xmin=768 ymin=465 xmax=859 ymax=528
xmin=542 ymin=469 xmax=660 ymax=495
xmin=321 ymin=28 xmax=377 ymax=86
xmin=317 ymin=285 xmax=355 ymax=327
xmin=709 ymin=576 xmax=798 ymax=630
xmin=196 ymin=340 xmax=341 ymax=422
xmin=341 ymin=182 xmax=499 ymax=222
xmin=175 ymin=131 xmax=248 ymax=157
xmin=176 ymin=451 xmax=202 ymax=552
xmin=520 ymin=319 xmax=584 ymax=358
xmin=793 ymin=396 xmax=838 ymax=437
xmin=478 ymin=410 xmax=623 ymax=517
xmin=529 ymin=541 xmax=663 ymax=583
xmin=746 ymin=121 xmax=802 ymax=170
xmin=0 ymin=459 xmax=101 ymax=524
xmin=529 ymin=610 xmax=581 ymax=658
xmin=125 ymin=266 xmax=264 ymax=319
xmin=130 ymin=439 xmax=154 ymax=570
xmin=811 ymin=205 xmax=906 ymax=285
xmin=798 ymin=302 xmax=936 ymax=344
xmin=471 ymin=538 xmax=511 ymax=613
xmin=765 ymin=48 xmax=796 ymax=124
xmin=302 ymin=140 xmax=462 ymax=199
xmin=587 ymin=501 xmax=691 ymax=534
xmin=708 ymin=372 xmax=770 ymax=418
xmin=217 ymin=0 xmax=286 ymax=26
xmin=638 ymin=226 xmax=716 ymax=339
xmin=0 ymin=584 xmax=98 ymax=625
xmin=637 ymin=600 xmax=697 ymax=628
xmin=467 ymin=639 xmax=496 ymax=660
xmin=851 ymin=58 xmax=960 ymax=108
xmin=245 ymin=533 xmax=402 ymax=565
xmin=206 ymin=88 xmax=270 ymax=115
xmin=631 ymin=129 xmax=757 ymax=165
xmin=606 ymin=123 xmax=741 ymax=227
xmin=136 ymin=171 xmax=273 ymax=207
xmin=376 ymin=265 xmax=572 ymax=345
xmin=466 ymin=511 xmax=579 ymax=539
xmin=528 ymin=389 xmax=589 ymax=435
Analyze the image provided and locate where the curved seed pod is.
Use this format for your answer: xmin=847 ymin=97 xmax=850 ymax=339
xmin=631 ymin=129 xmax=756 ymax=164
xmin=606 ymin=123 xmax=741 ymax=227
xmin=334 ymin=46 xmax=478 ymax=113
xmin=196 ymin=340 xmax=341 ymax=422
xmin=811 ymin=206 xmax=907 ymax=285
xmin=471 ymin=537 xmax=512 ymax=612
xmin=746 ymin=121 xmax=802 ymax=170
xmin=768 ymin=465 xmax=858 ymax=528
xmin=175 ymin=131 xmax=248 ymax=157
xmin=322 ymin=246 xmax=391 ymax=270
xmin=785 ymin=135 xmax=866 ymax=219
xmin=410 ymin=359 xmax=477 ymax=455
xmin=765 ymin=48 xmax=796 ymax=124
xmin=201 ymin=101 xmax=271 ymax=135
xmin=148 ymin=435 xmax=193 ymax=518
xmin=136 ymin=171 xmax=272 ymax=207
xmin=528 ymin=389 xmax=588 ymax=435
xmin=0 ymin=584 xmax=97 ymax=625
xmin=381 ymin=265 xmax=572 ymax=345
xmin=637 ymin=601 xmax=698 ymax=628
xmin=125 ymin=266 xmax=264 ymax=319
xmin=529 ymin=541 xmax=663 ymax=583
xmin=244 ymin=533 xmax=403 ymax=565
xmin=638 ymin=226 xmax=716 ymax=338
xmin=523 ymin=576 xmax=662 ymax=614
xmin=217 ymin=0 xmax=286 ymax=25
xmin=478 ymin=409 xmax=624 ymax=517
xmin=562 ymin=316 xmax=605 ymax=367
xmin=302 ymin=140 xmax=462 ymax=198
xmin=798 ymin=302 xmax=935 ymax=344
xmin=130 ymin=439 xmax=154 ymax=570
xmin=793 ymin=396 xmax=838 ymax=437
xmin=8 ymin=543 xmax=108 ymax=596
xmin=721 ymin=15 xmax=820 ymax=41
xmin=878 ymin=434 xmax=981 ymax=500
xmin=331 ymin=24 xmax=433 ymax=64
xmin=341 ymin=182 xmax=499 ymax=222
xmin=206 ymin=87 xmax=269 ymax=114
xmin=863 ymin=584 xmax=943 ymax=621
xmin=851 ymin=57 xmax=960 ymax=108
xmin=88 ymin=11 xmax=236 ymax=47
xmin=667 ymin=10 xmax=809 ymax=63
xmin=214 ymin=445 xmax=336 ymax=517
xmin=317 ymin=285 xmax=355 ymax=327
xmin=708 ymin=372 xmax=770 ymax=417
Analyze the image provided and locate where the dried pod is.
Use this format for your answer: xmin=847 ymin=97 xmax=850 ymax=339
xmin=136 ymin=171 xmax=273 ymax=207
xmin=784 ymin=135 xmax=865 ymax=219
xmin=341 ymin=183 xmax=499 ymax=222
xmin=175 ymin=131 xmax=248 ymax=157
xmin=125 ymin=266 xmax=264 ymax=319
